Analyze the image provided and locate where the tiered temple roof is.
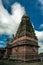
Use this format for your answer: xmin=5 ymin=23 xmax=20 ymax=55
xmin=15 ymin=14 xmax=37 ymax=40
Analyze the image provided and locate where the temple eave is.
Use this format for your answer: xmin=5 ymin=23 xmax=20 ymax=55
xmin=12 ymin=36 xmax=38 ymax=44
xmin=11 ymin=44 xmax=39 ymax=49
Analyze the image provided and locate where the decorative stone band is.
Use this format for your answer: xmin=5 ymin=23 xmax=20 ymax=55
xmin=12 ymin=36 xmax=38 ymax=44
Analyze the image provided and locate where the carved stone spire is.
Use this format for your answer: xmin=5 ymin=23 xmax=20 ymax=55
xmin=15 ymin=14 xmax=37 ymax=40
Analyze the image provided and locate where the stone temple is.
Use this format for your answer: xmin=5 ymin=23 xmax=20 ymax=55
xmin=0 ymin=14 xmax=39 ymax=61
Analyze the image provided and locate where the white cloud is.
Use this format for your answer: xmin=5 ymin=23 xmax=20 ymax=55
xmin=39 ymin=0 xmax=43 ymax=4
xmin=11 ymin=2 xmax=25 ymax=24
xmin=32 ymin=23 xmax=34 ymax=28
xmin=35 ymin=30 xmax=43 ymax=53
xmin=38 ymin=42 xmax=43 ymax=53
xmin=36 ymin=1 xmax=43 ymax=53
xmin=38 ymin=0 xmax=43 ymax=14
xmin=0 ymin=0 xmax=25 ymax=35
xmin=39 ymin=24 xmax=43 ymax=29
xmin=35 ymin=30 xmax=43 ymax=42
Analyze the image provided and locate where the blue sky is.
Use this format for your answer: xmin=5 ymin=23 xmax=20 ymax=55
xmin=0 ymin=0 xmax=43 ymax=53
xmin=2 ymin=0 xmax=43 ymax=31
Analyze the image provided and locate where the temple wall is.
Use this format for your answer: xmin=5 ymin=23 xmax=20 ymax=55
xmin=11 ymin=42 xmax=38 ymax=61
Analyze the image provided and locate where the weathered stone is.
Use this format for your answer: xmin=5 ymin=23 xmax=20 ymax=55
xmin=0 ymin=14 xmax=39 ymax=61
xmin=10 ymin=14 xmax=39 ymax=61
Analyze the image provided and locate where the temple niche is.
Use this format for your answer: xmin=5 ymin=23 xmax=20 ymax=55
xmin=10 ymin=14 xmax=39 ymax=61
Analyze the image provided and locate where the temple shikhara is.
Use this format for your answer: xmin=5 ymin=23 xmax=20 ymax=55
xmin=0 ymin=14 xmax=39 ymax=61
